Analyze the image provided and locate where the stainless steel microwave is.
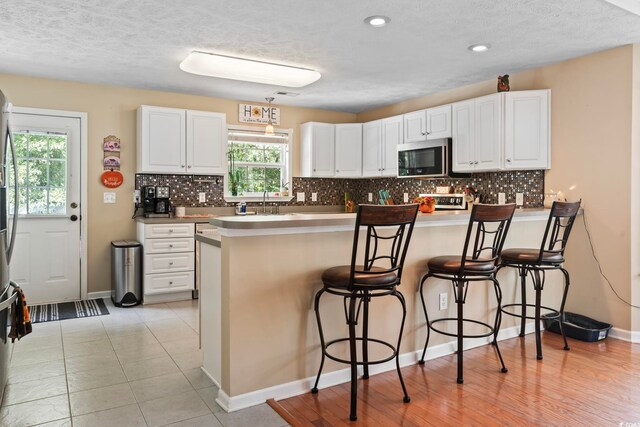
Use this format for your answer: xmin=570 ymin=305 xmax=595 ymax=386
xmin=397 ymin=139 xmax=450 ymax=178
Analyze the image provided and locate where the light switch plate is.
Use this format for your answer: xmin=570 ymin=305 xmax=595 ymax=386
xmin=311 ymin=192 xmax=317 ymax=202
xmin=297 ymin=192 xmax=305 ymax=202
xmin=199 ymin=192 xmax=206 ymax=203
xmin=368 ymin=193 xmax=373 ymax=202
xmin=104 ymin=192 xmax=116 ymax=204
xmin=498 ymin=193 xmax=506 ymax=205
xmin=436 ymin=186 xmax=449 ymax=194
xmin=133 ymin=190 xmax=140 ymax=204
xmin=516 ymin=193 xmax=524 ymax=206
xmin=403 ymin=193 xmax=409 ymax=203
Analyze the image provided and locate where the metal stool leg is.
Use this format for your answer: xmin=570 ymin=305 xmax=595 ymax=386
xmin=311 ymin=289 xmax=326 ymax=393
xmin=559 ymin=267 xmax=571 ymax=351
xmin=519 ymin=267 xmax=527 ymax=337
xmin=348 ymin=295 xmax=358 ymax=421
xmin=362 ymin=292 xmax=370 ymax=379
xmin=393 ymin=290 xmax=411 ymax=403
xmin=491 ymin=277 xmax=508 ymax=373
xmin=418 ymin=274 xmax=432 ymax=365
xmin=456 ymin=279 xmax=464 ymax=384
xmin=533 ymin=270 xmax=543 ymax=360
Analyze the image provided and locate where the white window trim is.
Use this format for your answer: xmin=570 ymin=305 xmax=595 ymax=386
xmin=224 ymin=124 xmax=294 ymax=203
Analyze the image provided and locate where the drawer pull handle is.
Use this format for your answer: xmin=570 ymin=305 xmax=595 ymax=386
xmin=169 ymin=281 xmax=173 ymax=285
xmin=168 ymin=229 xmax=173 ymax=233
xmin=169 ymin=262 xmax=174 ymax=266
xmin=169 ymin=244 xmax=173 ymax=248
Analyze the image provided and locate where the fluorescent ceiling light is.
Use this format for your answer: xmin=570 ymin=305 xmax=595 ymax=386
xmin=180 ymin=51 xmax=321 ymax=88
xmin=364 ymin=15 xmax=390 ymax=27
xmin=468 ymin=44 xmax=491 ymax=52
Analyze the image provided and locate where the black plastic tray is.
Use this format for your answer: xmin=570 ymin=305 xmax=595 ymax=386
xmin=541 ymin=311 xmax=612 ymax=342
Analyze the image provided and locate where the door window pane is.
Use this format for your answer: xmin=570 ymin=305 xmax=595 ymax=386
xmin=8 ymin=131 xmax=68 ymax=215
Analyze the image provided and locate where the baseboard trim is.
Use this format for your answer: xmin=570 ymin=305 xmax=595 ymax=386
xmin=216 ymin=323 xmax=538 ymax=412
xmin=609 ymin=327 xmax=640 ymax=343
xmin=87 ymin=291 xmax=111 ymax=300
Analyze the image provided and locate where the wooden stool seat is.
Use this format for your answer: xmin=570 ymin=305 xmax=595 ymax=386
xmin=500 ymin=248 xmax=564 ymax=264
xmin=427 ymin=256 xmax=496 ymax=274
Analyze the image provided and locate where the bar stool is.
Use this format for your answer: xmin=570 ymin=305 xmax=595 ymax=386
xmin=418 ymin=203 xmax=516 ymax=384
xmin=311 ymin=204 xmax=418 ymax=421
xmin=497 ymin=200 xmax=581 ymax=360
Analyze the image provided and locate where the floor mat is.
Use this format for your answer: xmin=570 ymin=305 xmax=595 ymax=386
xmin=29 ymin=298 xmax=110 ymax=323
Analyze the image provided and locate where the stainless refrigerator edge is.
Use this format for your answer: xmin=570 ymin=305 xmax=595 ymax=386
xmin=0 ymin=89 xmax=19 ymax=403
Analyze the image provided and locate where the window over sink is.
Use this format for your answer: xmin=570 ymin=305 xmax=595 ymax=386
xmin=225 ymin=125 xmax=293 ymax=201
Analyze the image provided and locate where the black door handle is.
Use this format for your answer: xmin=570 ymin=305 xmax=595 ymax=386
xmin=70 ymin=215 xmax=78 ymax=221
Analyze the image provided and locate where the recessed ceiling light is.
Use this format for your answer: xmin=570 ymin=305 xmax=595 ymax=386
xmin=364 ymin=15 xmax=390 ymax=27
xmin=468 ymin=44 xmax=491 ymax=52
xmin=179 ymin=51 xmax=321 ymax=88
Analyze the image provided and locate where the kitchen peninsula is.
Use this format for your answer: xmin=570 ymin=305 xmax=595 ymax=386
xmin=197 ymin=208 xmax=568 ymax=412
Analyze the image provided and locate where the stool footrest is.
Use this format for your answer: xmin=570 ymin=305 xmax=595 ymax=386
xmin=429 ymin=317 xmax=495 ymax=339
xmin=323 ymin=337 xmax=396 ymax=366
xmin=500 ymin=303 xmax=560 ymax=320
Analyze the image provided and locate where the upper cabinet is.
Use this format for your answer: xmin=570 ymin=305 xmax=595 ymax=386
xmin=452 ymin=90 xmax=550 ymax=173
xmin=403 ymin=104 xmax=452 ymax=143
xmin=504 ymin=90 xmax=550 ymax=170
xmin=137 ymin=106 xmax=226 ymax=174
xmin=362 ymin=115 xmax=402 ymax=177
xmin=335 ymin=123 xmax=363 ymax=178
xmin=300 ymin=122 xmax=335 ymax=177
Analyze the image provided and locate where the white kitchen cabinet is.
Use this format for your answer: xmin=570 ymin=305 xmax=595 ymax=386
xmin=404 ymin=105 xmax=452 ymax=143
xmin=300 ymin=122 xmax=335 ymax=177
xmin=334 ymin=123 xmax=362 ymax=177
xmin=504 ymin=90 xmax=550 ymax=170
xmin=403 ymin=110 xmax=427 ymax=144
xmin=362 ymin=115 xmax=402 ymax=177
xmin=137 ymin=222 xmax=195 ymax=304
xmin=137 ymin=106 xmax=226 ymax=174
xmin=426 ymin=104 xmax=452 ymax=139
xmin=452 ymin=94 xmax=502 ymax=172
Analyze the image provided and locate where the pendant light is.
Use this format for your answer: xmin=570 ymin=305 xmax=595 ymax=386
xmin=264 ymin=97 xmax=275 ymax=136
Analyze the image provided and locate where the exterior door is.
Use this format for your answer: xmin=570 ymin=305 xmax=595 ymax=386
xmin=8 ymin=113 xmax=81 ymax=304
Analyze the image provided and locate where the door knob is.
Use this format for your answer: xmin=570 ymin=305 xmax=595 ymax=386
xmin=70 ymin=215 xmax=78 ymax=221
xmin=70 ymin=202 xmax=78 ymax=209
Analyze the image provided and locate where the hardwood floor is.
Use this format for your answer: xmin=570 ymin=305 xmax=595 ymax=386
xmin=271 ymin=332 xmax=640 ymax=426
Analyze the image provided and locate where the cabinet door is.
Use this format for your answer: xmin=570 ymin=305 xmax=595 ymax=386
xmin=362 ymin=121 xmax=381 ymax=177
xmin=451 ymin=100 xmax=475 ymax=172
xmin=426 ymin=104 xmax=452 ymax=139
xmin=335 ymin=124 xmax=362 ymax=177
xmin=474 ymin=94 xmax=502 ymax=171
xmin=504 ymin=90 xmax=550 ymax=170
xmin=186 ymin=110 xmax=227 ymax=174
xmin=403 ymin=110 xmax=427 ymax=144
xmin=381 ymin=115 xmax=402 ymax=176
xmin=311 ymin=123 xmax=335 ymax=177
xmin=138 ymin=106 xmax=186 ymax=173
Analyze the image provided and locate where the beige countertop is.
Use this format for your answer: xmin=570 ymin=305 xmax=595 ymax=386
xmin=210 ymin=208 xmax=550 ymax=233
xmin=135 ymin=215 xmax=219 ymax=224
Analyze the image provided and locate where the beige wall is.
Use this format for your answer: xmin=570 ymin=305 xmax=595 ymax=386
xmin=357 ymin=45 xmax=637 ymax=331
xmin=0 ymin=74 xmax=356 ymax=294
xmin=632 ymin=45 xmax=640 ymax=333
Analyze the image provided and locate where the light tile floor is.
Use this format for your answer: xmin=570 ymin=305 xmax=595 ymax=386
xmin=1 ymin=299 xmax=289 ymax=427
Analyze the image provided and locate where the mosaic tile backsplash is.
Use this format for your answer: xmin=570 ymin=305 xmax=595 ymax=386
xmin=136 ymin=170 xmax=544 ymax=209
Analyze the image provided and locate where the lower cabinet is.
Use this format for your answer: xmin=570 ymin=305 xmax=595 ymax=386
xmin=137 ymin=222 xmax=195 ymax=304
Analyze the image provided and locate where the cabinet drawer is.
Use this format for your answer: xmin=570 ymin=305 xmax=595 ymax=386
xmin=144 ymin=252 xmax=194 ymax=274
xmin=144 ymin=271 xmax=194 ymax=295
xmin=144 ymin=237 xmax=194 ymax=254
xmin=144 ymin=223 xmax=194 ymax=238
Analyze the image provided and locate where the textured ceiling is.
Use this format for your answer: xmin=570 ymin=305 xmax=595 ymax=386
xmin=1 ymin=0 xmax=639 ymax=113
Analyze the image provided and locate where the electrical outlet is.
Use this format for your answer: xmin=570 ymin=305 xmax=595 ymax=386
xmin=103 ymin=192 xmax=116 ymax=204
xmin=368 ymin=193 xmax=373 ymax=202
xmin=498 ymin=192 xmax=506 ymax=205
xmin=311 ymin=192 xmax=318 ymax=202
xmin=297 ymin=192 xmax=305 ymax=202
xmin=516 ymin=193 xmax=524 ymax=206
xmin=403 ymin=193 xmax=409 ymax=203
xmin=199 ymin=192 xmax=206 ymax=203
xmin=439 ymin=293 xmax=448 ymax=311
xmin=436 ymin=186 xmax=449 ymax=194
xmin=133 ymin=189 xmax=140 ymax=204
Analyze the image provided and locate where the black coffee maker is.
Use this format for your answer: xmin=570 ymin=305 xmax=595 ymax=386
xmin=143 ymin=186 xmax=171 ymax=218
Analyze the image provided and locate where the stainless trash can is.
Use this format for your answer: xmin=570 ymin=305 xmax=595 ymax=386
xmin=111 ymin=240 xmax=142 ymax=307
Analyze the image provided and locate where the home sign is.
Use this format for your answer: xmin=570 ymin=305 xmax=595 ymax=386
xmin=238 ymin=104 xmax=280 ymax=125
